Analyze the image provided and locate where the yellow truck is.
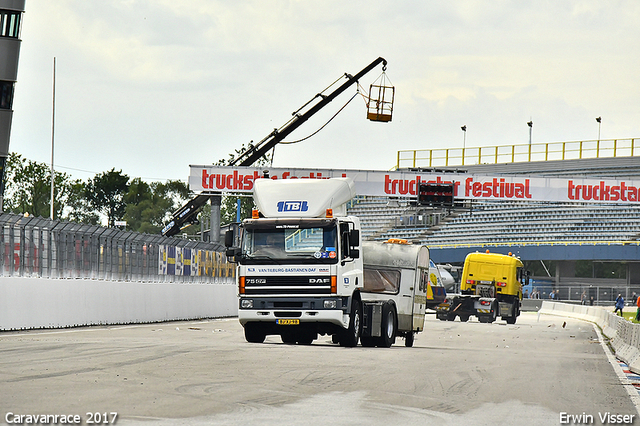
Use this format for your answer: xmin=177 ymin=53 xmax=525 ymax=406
xmin=436 ymin=250 xmax=528 ymax=324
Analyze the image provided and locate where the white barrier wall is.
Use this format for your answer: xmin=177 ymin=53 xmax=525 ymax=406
xmin=539 ymin=301 xmax=640 ymax=374
xmin=0 ymin=277 xmax=237 ymax=331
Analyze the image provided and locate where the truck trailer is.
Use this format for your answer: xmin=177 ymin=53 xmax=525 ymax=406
xmin=225 ymin=177 xmax=445 ymax=347
xmin=436 ymin=250 xmax=528 ymax=324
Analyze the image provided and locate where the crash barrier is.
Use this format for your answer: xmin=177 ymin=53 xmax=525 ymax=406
xmin=538 ymin=301 xmax=640 ymax=374
xmin=0 ymin=213 xmax=239 ymax=330
xmin=0 ymin=276 xmax=237 ymax=331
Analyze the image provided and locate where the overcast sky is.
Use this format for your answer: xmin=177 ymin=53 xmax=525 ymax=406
xmin=9 ymin=1 xmax=640 ymax=183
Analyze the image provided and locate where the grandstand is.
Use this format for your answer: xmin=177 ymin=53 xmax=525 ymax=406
xmin=347 ymin=144 xmax=640 ymax=303
xmin=375 ymin=201 xmax=640 ymax=246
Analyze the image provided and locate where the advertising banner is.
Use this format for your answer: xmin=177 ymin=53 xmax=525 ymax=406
xmin=189 ymin=165 xmax=640 ymax=204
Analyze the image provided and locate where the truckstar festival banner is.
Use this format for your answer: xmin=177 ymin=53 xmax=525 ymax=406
xmin=189 ymin=165 xmax=640 ymax=204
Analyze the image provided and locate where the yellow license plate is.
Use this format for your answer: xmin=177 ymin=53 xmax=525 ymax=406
xmin=276 ymin=319 xmax=300 ymax=325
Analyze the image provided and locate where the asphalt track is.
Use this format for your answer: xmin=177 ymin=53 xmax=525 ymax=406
xmin=1 ymin=312 xmax=639 ymax=426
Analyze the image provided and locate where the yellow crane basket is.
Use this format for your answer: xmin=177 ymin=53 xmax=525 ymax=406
xmin=367 ymin=72 xmax=395 ymax=122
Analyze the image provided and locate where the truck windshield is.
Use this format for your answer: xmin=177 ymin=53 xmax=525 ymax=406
xmin=241 ymin=219 xmax=338 ymax=264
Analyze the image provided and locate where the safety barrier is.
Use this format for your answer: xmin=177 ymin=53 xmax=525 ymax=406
xmin=0 ymin=276 xmax=237 ymax=331
xmin=539 ymin=301 xmax=640 ymax=374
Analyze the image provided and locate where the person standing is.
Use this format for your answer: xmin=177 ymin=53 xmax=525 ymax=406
xmin=635 ymin=295 xmax=640 ymax=322
xmin=614 ymin=294 xmax=624 ymax=316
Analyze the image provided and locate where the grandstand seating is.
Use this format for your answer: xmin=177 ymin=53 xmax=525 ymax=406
xmin=348 ymin=198 xmax=640 ymax=246
xmin=346 ymin=196 xmax=413 ymax=240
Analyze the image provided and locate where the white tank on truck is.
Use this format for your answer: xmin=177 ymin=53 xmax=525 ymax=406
xmin=225 ymin=177 xmax=442 ymax=347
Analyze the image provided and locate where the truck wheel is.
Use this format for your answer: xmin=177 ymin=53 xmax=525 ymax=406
xmin=244 ymin=324 xmax=266 ymax=343
xmin=505 ymin=302 xmax=519 ymax=325
xmin=340 ymin=299 xmax=362 ymax=347
xmin=459 ymin=314 xmax=470 ymax=322
xmin=405 ymin=331 xmax=414 ymax=347
xmin=489 ymin=302 xmax=500 ymax=322
xmin=478 ymin=302 xmax=498 ymax=323
xmin=379 ymin=302 xmax=397 ymax=348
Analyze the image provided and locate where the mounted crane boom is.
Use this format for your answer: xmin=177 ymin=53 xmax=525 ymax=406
xmin=161 ymin=57 xmax=388 ymax=238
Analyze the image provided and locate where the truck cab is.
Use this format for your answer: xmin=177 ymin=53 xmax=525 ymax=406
xmin=227 ymin=178 xmax=364 ymax=346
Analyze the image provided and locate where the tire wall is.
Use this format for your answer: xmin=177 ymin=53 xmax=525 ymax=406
xmin=0 ymin=277 xmax=237 ymax=331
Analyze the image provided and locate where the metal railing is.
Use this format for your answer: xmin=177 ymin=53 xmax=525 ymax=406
xmin=0 ymin=212 xmax=233 ymax=282
xmin=424 ymin=240 xmax=640 ymax=250
xmin=397 ymin=138 xmax=639 ymax=169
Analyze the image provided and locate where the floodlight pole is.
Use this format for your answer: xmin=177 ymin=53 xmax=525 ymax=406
xmin=50 ymin=57 xmax=56 ymax=220
xmin=461 ymin=125 xmax=466 ymax=165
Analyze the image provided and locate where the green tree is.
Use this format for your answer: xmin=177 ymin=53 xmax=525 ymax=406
xmin=63 ymin=179 xmax=100 ymax=225
xmin=86 ymin=168 xmax=130 ymax=227
xmin=3 ymin=152 xmax=70 ymax=218
xmin=124 ymin=178 xmax=192 ymax=234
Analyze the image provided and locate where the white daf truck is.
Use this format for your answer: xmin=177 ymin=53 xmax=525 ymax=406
xmin=225 ymin=177 xmax=442 ymax=347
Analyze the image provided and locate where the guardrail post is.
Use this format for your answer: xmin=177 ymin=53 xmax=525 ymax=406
xmin=545 ymin=143 xmax=549 ymax=161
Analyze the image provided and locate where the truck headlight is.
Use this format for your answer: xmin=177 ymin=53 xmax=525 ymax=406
xmin=241 ymin=299 xmax=254 ymax=309
xmin=324 ymin=300 xmax=337 ymax=309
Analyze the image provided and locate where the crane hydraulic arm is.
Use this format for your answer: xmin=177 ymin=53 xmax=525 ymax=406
xmin=161 ymin=57 xmax=388 ymax=238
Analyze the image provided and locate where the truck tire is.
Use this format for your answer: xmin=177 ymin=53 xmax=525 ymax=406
xmin=340 ymin=298 xmax=362 ymax=347
xmin=379 ymin=302 xmax=397 ymax=348
xmin=405 ymin=331 xmax=414 ymax=347
xmin=486 ymin=301 xmax=498 ymax=323
xmin=244 ymin=324 xmax=266 ymax=343
xmin=459 ymin=314 xmax=470 ymax=322
xmin=506 ymin=301 xmax=519 ymax=324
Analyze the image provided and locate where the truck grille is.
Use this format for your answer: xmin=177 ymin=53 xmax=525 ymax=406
xmin=244 ymin=276 xmax=332 ymax=295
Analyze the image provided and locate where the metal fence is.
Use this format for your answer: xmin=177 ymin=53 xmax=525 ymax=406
xmin=526 ymin=283 xmax=640 ymax=307
xmin=0 ymin=212 xmax=233 ymax=282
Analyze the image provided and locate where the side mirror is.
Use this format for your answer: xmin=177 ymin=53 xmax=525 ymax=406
xmin=349 ymin=229 xmax=360 ymax=247
xmin=224 ymin=230 xmax=234 ymax=248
